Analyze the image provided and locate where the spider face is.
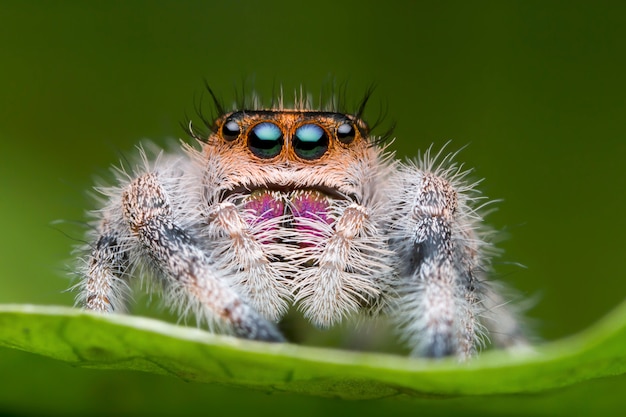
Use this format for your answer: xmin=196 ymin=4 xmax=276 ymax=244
xmin=203 ymin=110 xmax=376 ymax=203
xmin=198 ymin=111 xmax=386 ymax=265
xmin=194 ymin=110 xmax=391 ymax=326
xmin=74 ymin=93 xmax=528 ymax=360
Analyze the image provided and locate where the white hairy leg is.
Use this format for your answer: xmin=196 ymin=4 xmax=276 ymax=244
xmin=388 ymin=151 xmax=493 ymax=359
xmin=80 ymin=166 xmax=284 ymax=342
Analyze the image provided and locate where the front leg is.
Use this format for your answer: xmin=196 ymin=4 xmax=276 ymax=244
xmin=389 ymin=160 xmax=488 ymax=359
xmin=82 ymin=171 xmax=283 ymax=342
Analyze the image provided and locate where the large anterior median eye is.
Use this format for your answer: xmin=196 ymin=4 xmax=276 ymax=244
xmin=248 ymin=122 xmax=283 ymax=158
xmin=294 ymin=124 xmax=329 ymax=160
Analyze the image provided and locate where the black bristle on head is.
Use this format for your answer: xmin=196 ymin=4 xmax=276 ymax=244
xmin=181 ymin=81 xmax=228 ymax=142
xmin=355 ymin=84 xmax=376 ymax=120
xmin=351 ymin=84 xmax=395 ymax=146
xmin=204 ymin=79 xmax=226 ymax=117
xmin=181 ymin=79 xmax=395 ymax=145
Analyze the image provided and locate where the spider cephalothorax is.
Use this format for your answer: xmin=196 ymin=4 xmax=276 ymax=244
xmin=74 ymin=90 xmax=528 ymax=359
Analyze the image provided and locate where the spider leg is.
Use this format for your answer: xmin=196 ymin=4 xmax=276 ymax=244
xmin=80 ymin=170 xmax=284 ymax=342
xmin=389 ymin=160 xmax=487 ymax=359
xmin=78 ymin=222 xmax=131 ymax=313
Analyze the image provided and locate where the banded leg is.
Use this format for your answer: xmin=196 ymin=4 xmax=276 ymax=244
xmin=390 ymin=167 xmax=484 ymax=359
xmin=79 ymin=222 xmax=131 ymax=313
xmin=118 ymin=173 xmax=284 ymax=341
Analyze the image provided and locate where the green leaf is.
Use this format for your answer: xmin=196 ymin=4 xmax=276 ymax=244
xmin=1 ymin=302 xmax=625 ymax=400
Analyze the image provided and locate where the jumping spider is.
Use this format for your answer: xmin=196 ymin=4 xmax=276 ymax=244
xmin=74 ymin=89 xmax=527 ymax=360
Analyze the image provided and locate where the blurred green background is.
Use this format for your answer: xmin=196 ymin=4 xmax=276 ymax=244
xmin=1 ymin=0 xmax=625 ymax=415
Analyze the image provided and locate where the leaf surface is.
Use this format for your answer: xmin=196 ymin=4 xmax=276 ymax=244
xmin=1 ymin=303 xmax=625 ymax=400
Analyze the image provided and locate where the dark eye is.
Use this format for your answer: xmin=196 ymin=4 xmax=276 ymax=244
xmin=248 ymin=122 xmax=283 ymax=158
xmin=294 ymin=124 xmax=329 ymax=160
xmin=337 ymin=122 xmax=355 ymax=144
xmin=222 ymin=120 xmax=240 ymax=141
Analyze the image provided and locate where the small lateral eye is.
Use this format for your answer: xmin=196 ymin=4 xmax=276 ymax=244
xmin=337 ymin=122 xmax=356 ymax=144
xmin=248 ymin=122 xmax=283 ymax=158
xmin=294 ymin=123 xmax=329 ymax=160
xmin=222 ymin=120 xmax=240 ymax=141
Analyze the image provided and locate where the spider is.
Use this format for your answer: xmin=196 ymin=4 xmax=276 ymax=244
xmin=73 ymin=88 xmax=528 ymax=360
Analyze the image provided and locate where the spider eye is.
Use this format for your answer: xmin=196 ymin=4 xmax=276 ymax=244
xmin=294 ymin=124 xmax=329 ymax=160
xmin=248 ymin=122 xmax=283 ymax=158
xmin=222 ymin=120 xmax=240 ymax=141
xmin=337 ymin=122 xmax=356 ymax=144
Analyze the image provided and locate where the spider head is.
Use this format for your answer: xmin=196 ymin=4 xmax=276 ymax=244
xmin=198 ymin=110 xmax=382 ymax=202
